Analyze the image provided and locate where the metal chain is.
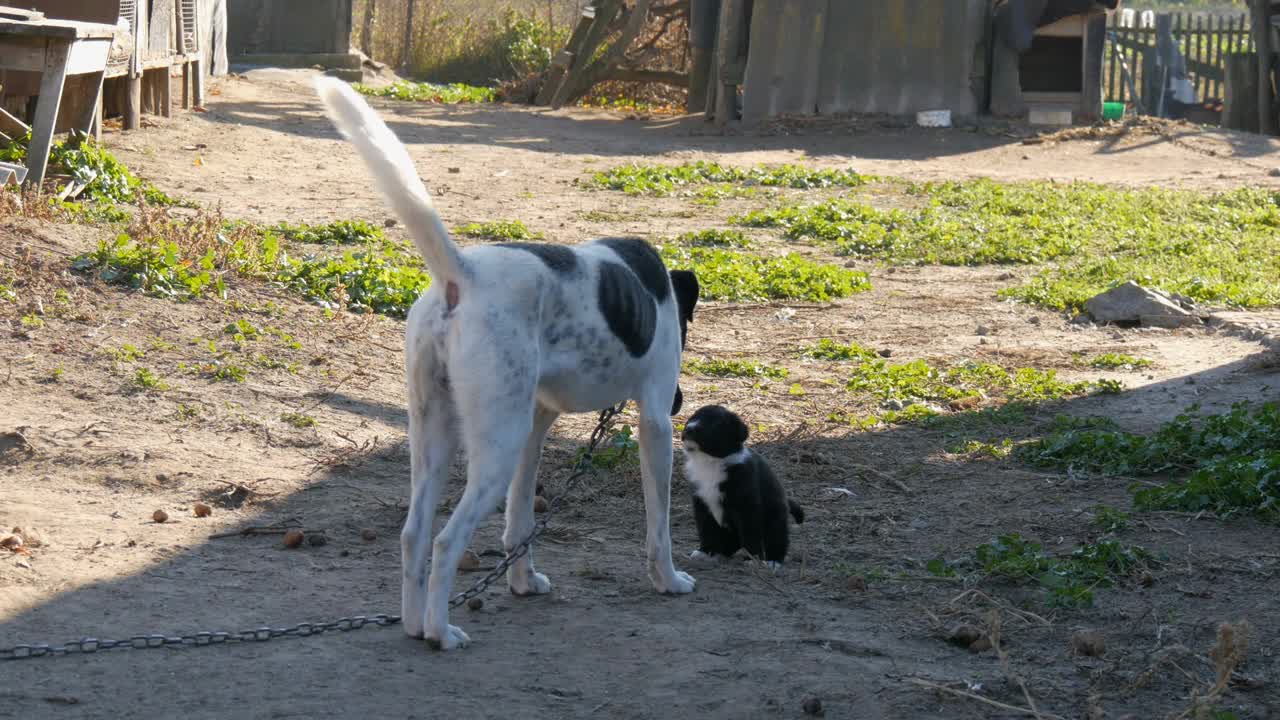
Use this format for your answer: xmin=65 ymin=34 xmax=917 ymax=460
xmin=0 ymin=403 xmax=626 ymax=662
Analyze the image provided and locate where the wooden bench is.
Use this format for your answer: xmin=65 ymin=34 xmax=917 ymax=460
xmin=0 ymin=13 xmax=119 ymax=188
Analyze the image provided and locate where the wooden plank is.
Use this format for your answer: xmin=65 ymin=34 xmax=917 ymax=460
xmin=536 ymin=6 xmax=596 ymax=106
xmin=0 ymin=105 xmax=30 ymax=135
xmin=0 ymin=18 xmax=118 ymax=40
xmin=149 ymin=0 xmax=176 ymax=60
xmin=549 ymin=0 xmax=623 ymax=109
xmin=65 ymin=36 xmax=111 ymax=75
xmin=0 ymin=36 xmax=50 ymax=72
xmin=26 ymin=40 xmax=70 ymax=188
xmin=1224 ymin=51 xmax=1258 ymax=131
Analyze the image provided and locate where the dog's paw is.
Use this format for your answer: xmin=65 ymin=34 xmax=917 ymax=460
xmin=655 ymin=569 xmax=696 ymax=595
xmin=424 ymin=624 xmax=471 ymax=651
xmin=689 ymin=549 xmax=711 ymax=561
xmin=764 ymin=560 xmax=783 ymax=574
xmin=510 ymin=571 xmax=552 ymax=596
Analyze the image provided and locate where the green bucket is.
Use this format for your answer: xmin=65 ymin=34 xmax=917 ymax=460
xmin=1102 ymin=101 xmax=1126 ymax=121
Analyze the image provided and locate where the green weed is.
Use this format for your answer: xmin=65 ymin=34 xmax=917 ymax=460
xmin=281 ymin=412 xmax=318 ymax=429
xmin=1092 ymin=505 xmax=1131 ymax=533
xmin=354 ymin=80 xmax=495 ymax=104
xmin=132 ymin=367 xmax=170 ymax=392
xmin=659 ymin=246 xmax=871 ymax=302
xmin=676 ymin=229 xmax=751 ymax=248
xmin=973 ymin=533 xmax=1152 ymax=607
xmin=591 ymin=162 xmax=870 ymax=196
xmin=455 ymin=219 xmax=542 ymax=241
xmin=684 ymin=358 xmax=789 ymax=380
xmin=274 ymin=220 xmax=384 ymax=245
xmin=1083 ymin=352 xmax=1153 ymax=370
xmin=1024 ymin=402 xmax=1280 ymax=521
xmin=577 ymin=425 xmax=639 ymax=470
xmin=278 ymin=244 xmax=431 ymax=317
xmin=107 ymin=344 xmax=146 ymax=363
xmin=800 ymin=338 xmax=879 ymax=362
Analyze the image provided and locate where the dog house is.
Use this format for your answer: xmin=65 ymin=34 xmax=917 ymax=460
xmin=990 ymin=0 xmax=1114 ymax=121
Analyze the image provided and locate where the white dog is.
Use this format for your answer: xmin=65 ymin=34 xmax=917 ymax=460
xmin=313 ymin=78 xmax=700 ymax=650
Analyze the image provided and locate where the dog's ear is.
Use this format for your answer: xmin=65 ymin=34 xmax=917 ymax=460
xmin=670 ymin=270 xmax=699 ymax=322
xmin=731 ymin=413 xmax=749 ymax=444
xmin=670 ymin=385 xmax=683 ymax=416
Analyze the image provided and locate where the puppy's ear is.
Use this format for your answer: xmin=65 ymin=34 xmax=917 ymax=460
xmin=670 ymin=270 xmax=699 ymax=322
xmin=732 ymin=414 xmax=749 ymax=444
xmin=670 ymin=385 xmax=683 ymax=416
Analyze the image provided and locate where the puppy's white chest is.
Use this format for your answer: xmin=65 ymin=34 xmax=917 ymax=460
xmin=684 ymin=449 xmax=748 ymax=527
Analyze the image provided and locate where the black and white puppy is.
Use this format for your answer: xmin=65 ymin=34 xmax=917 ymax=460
xmin=314 ymin=78 xmax=700 ymax=651
xmin=681 ymin=405 xmax=804 ymax=571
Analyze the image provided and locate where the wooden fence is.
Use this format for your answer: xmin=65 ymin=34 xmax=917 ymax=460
xmin=1105 ymin=11 xmax=1253 ymax=106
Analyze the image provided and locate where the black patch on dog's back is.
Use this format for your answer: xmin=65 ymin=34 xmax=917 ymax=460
xmin=597 ymin=261 xmax=656 ymax=357
xmin=500 ymin=243 xmax=578 ymax=274
xmin=598 ymin=238 xmax=669 ymax=303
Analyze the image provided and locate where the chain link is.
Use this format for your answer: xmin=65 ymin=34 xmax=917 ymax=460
xmin=0 ymin=404 xmax=625 ymax=662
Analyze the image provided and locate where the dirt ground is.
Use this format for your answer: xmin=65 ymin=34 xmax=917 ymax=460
xmin=2 ymin=68 xmax=1279 ymax=719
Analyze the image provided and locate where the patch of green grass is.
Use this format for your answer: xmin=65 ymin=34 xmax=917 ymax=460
xmin=354 ymin=80 xmax=495 ymax=104
xmin=274 ymin=220 xmax=384 ymax=245
xmin=800 ymin=338 xmax=880 ymax=362
xmin=579 ymin=209 xmax=639 ymax=223
xmin=281 ymin=412 xmax=317 ymax=429
xmin=675 ymin=228 xmax=751 ymax=248
xmin=47 ymin=365 xmax=65 ymax=383
xmin=847 ymin=359 xmax=1110 ymax=404
xmin=225 ymin=318 xmax=262 ymax=342
xmin=173 ymin=403 xmax=201 ymax=421
xmin=132 ymin=367 xmax=170 ymax=392
xmin=3 ymin=130 xmax=190 ymax=207
xmin=200 ymin=361 xmax=247 ymax=383
xmin=972 ymin=533 xmax=1152 ymax=607
xmin=1023 ymin=402 xmax=1280 ymax=521
xmin=734 ymin=179 xmax=1280 ymax=311
xmin=659 ymin=246 xmax=871 ymax=302
xmin=20 ymin=312 xmax=44 ymax=328
xmin=684 ymin=358 xmax=789 ymax=380
xmin=1082 ymin=352 xmax=1154 ymax=370
xmin=590 ymin=162 xmax=871 ymax=196
xmin=278 ymin=244 xmax=431 ymax=318
xmin=455 ymin=219 xmax=542 ymax=241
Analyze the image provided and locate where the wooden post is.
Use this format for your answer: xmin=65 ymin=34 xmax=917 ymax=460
xmin=192 ymin=57 xmax=205 ymax=107
xmin=360 ymin=0 xmax=377 ymax=56
xmin=182 ymin=61 xmax=191 ymax=109
xmin=1252 ymin=0 xmax=1274 ymax=134
xmin=537 ymin=3 xmax=599 ymax=107
xmin=84 ymin=70 xmax=107 ymax=142
xmin=713 ymin=0 xmax=743 ymax=127
xmin=401 ymin=0 xmax=416 ymax=72
xmin=1224 ymin=51 xmax=1260 ymax=132
xmin=28 ymin=43 xmax=71 ymax=189
xmin=125 ymin=72 xmax=142 ymax=130
xmin=550 ymin=0 xmax=624 ymax=109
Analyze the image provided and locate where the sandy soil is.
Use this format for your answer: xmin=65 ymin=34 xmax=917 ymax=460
xmin=2 ymin=68 xmax=1278 ymax=719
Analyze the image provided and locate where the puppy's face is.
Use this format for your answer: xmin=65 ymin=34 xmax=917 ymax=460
xmin=681 ymin=404 xmax=748 ymax=459
xmin=669 ymin=270 xmax=700 ymax=416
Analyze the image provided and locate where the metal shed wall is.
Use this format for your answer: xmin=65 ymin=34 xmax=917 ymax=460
xmin=741 ymin=0 xmax=990 ymax=123
xmin=226 ymin=0 xmax=352 ymax=56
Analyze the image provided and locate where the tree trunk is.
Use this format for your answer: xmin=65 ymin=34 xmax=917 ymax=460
xmin=361 ymin=0 xmax=377 ymax=57
xmin=401 ymin=0 xmax=417 ymax=72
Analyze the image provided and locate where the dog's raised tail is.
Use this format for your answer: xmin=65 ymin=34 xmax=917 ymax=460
xmin=788 ymin=500 xmax=804 ymax=525
xmin=312 ymin=77 xmax=464 ymax=285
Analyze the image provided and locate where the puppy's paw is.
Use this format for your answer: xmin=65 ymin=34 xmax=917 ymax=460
xmin=510 ymin=570 xmax=552 ymax=596
xmin=655 ymin=569 xmax=696 ymax=595
xmin=424 ymin=624 xmax=471 ymax=651
xmin=764 ymin=560 xmax=783 ymax=574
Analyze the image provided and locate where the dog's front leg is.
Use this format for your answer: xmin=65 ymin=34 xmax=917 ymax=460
xmin=504 ymin=404 xmax=559 ymax=596
xmin=636 ymin=404 xmax=696 ymax=595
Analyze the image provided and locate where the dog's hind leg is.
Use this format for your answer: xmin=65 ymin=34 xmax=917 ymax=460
xmin=424 ymin=357 xmax=536 ymax=650
xmin=504 ymin=404 xmax=559 ymax=596
xmin=636 ymin=396 xmax=696 ymax=595
xmin=400 ymin=328 xmax=458 ymax=640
